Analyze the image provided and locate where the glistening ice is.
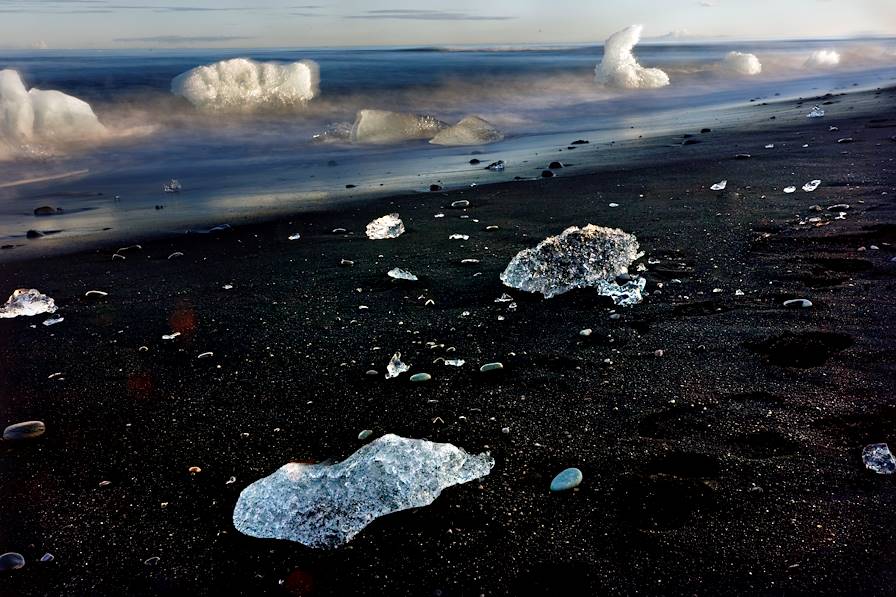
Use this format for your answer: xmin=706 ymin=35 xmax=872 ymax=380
xmin=594 ymin=25 xmax=670 ymax=89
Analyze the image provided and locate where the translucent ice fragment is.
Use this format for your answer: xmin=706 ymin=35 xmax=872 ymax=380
xmin=444 ymin=359 xmax=466 ymax=367
xmin=594 ymin=25 xmax=670 ymax=89
xmin=232 ymin=434 xmax=494 ymax=548
xmin=500 ymin=224 xmax=644 ymax=305
xmin=429 ymin=116 xmax=503 ymax=146
xmin=350 ymin=109 xmax=446 ymax=144
xmin=862 ymin=443 xmax=895 ymax=474
xmin=387 ymin=268 xmax=418 ymax=281
xmin=784 ymin=186 xmax=797 ymax=194
xmin=163 ymin=179 xmax=181 ymax=193
xmin=366 ymin=213 xmax=405 ymax=239
xmin=802 ymin=180 xmax=821 ymax=192
xmin=386 ymin=352 xmax=409 ymax=379
xmin=0 ymin=289 xmax=57 ymax=318
xmin=710 ymin=180 xmax=727 ymax=191
xmin=807 ymin=106 xmax=825 ymax=118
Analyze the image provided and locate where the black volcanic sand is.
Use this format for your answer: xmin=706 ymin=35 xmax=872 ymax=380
xmin=1 ymin=88 xmax=896 ymax=596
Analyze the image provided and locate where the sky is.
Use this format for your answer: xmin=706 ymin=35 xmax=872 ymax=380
xmin=0 ymin=0 xmax=893 ymax=49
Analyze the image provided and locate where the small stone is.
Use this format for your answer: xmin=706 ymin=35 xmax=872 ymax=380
xmin=654 ymin=349 xmax=664 ymax=357
xmin=451 ymin=200 xmax=470 ymax=208
xmin=189 ymin=466 xmax=202 ymax=474
xmin=469 ymin=159 xmax=481 ymax=165
xmin=783 ymin=299 xmax=812 ymax=308
xmin=34 ymin=206 xmax=60 ymax=216
xmin=39 ymin=553 xmax=54 ymax=563
xmin=409 ymin=373 xmax=432 ymax=383
xmin=144 ymin=556 xmax=160 ymax=567
xmin=3 ymin=420 xmax=45 ymax=441
xmin=365 ymin=369 xmax=378 ymax=376
xmin=340 ymin=259 xmax=354 ymax=267
xmin=579 ymin=329 xmax=593 ymax=337
xmin=501 ymin=427 xmax=510 ymax=434
xmin=541 ymin=170 xmax=555 ymax=178
xmin=548 ymin=161 xmax=564 ymax=169
xmin=429 ymin=184 xmax=442 ymax=192
xmin=550 ymin=468 xmax=583 ymax=492
xmin=479 ymin=362 xmax=503 ymax=373
xmin=0 ymin=552 xmax=25 ymax=571
xmin=863 ymin=443 xmax=895 ymax=474
xmin=26 ymin=229 xmax=44 ymax=239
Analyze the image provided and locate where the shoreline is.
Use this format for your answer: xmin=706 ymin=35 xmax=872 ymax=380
xmin=0 ymin=84 xmax=894 ymax=595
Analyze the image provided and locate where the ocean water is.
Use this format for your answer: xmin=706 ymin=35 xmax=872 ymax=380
xmin=1 ymin=38 xmax=894 ymax=253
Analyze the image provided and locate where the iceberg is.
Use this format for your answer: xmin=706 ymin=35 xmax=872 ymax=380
xmin=0 ymin=289 xmax=58 ymax=319
xmin=721 ymin=51 xmax=762 ymax=76
xmin=595 ymin=25 xmax=670 ymax=89
xmin=233 ymin=434 xmax=494 ymax=548
xmin=366 ymin=213 xmax=405 ymax=239
xmin=500 ymin=224 xmax=645 ymax=305
xmin=805 ymin=50 xmax=840 ymax=69
xmin=429 ymin=116 xmax=504 ymax=146
xmin=171 ymin=58 xmax=319 ymax=111
xmin=350 ymin=109 xmax=446 ymax=145
xmin=0 ymin=69 xmax=105 ymax=147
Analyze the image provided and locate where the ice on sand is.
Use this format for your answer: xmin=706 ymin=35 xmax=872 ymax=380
xmin=0 ymin=289 xmax=57 ymax=319
xmin=784 ymin=186 xmax=797 ymax=194
xmin=366 ymin=214 xmax=405 ymax=239
xmin=862 ymin=443 xmax=895 ymax=474
xmin=387 ymin=268 xmax=418 ymax=281
xmin=594 ymin=25 xmax=670 ymax=89
xmin=351 ymin=109 xmax=446 ymax=145
xmin=232 ymin=434 xmax=494 ymax=548
xmin=429 ymin=116 xmax=503 ymax=146
xmin=802 ymin=180 xmax=821 ymax=192
xmin=807 ymin=106 xmax=825 ymax=118
xmin=500 ymin=225 xmax=645 ymax=305
xmin=171 ymin=59 xmax=319 ymax=110
xmin=386 ymin=352 xmax=409 ymax=379
xmin=711 ymin=180 xmax=727 ymax=191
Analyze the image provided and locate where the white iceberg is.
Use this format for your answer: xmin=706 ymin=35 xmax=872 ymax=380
xmin=429 ymin=116 xmax=503 ymax=146
xmin=171 ymin=58 xmax=319 ymax=111
xmin=0 ymin=289 xmax=58 ymax=319
xmin=500 ymin=224 xmax=645 ymax=305
xmin=721 ymin=51 xmax=762 ymax=76
xmin=351 ymin=109 xmax=446 ymax=144
xmin=0 ymin=69 xmax=105 ymax=148
xmin=233 ymin=434 xmax=494 ymax=548
xmin=595 ymin=25 xmax=670 ymax=89
xmin=366 ymin=213 xmax=405 ymax=239
xmin=805 ymin=50 xmax=840 ymax=69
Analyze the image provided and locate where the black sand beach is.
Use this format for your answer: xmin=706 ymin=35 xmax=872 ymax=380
xmin=1 ymin=87 xmax=895 ymax=595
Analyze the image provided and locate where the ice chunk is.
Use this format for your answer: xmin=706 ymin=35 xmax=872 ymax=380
xmin=171 ymin=58 xmax=319 ymax=111
xmin=0 ymin=289 xmax=57 ymax=318
xmin=366 ymin=213 xmax=405 ymax=239
xmin=784 ymin=186 xmax=797 ymax=194
xmin=429 ymin=116 xmax=503 ymax=146
xmin=486 ymin=160 xmax=505 ymax=171
xmin=232 ymin=434 xmax=494 ymax=548
xmin=350 ymin=109 xmax=446 ymax=145
xmin=863 ymin=443 xmax=895 ymax=474
xmin=595 ymin=25 xmax=670 ymax=89
xmin=444 ymin=359 xmax=466 ymax=367
xmin=385 ymin=352 xmax=409 ymax=379
xmin=721 ymin=51 xmax=762 ymax=76
xmin=805 ymin=50 xmax=840 ymax=68
xmin=807 ymin=106 xmax=825 ymax=118
xmin=449 ymin=234 xmax=469 ymax=240
xmin=710 ymin=180 xmax=727 ymax=191
xmin=802 ymin=180 xmax=821 ymax=192
xmin=0 ymin=69 xmax=105 ymax=147
xmin=163 ymin=179 xmax=181 ymax=193
xmin=387 ymin=267 xmax=418 ymax=281
xmin=500 ymin=225 xmax=645 ymax=305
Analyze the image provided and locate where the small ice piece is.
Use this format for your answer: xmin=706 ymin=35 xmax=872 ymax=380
xmin=862 ymin=443 xmax=895 ymax=474
xmin=783 ymin=186 xmax=797 ymax=194
xmin=434 ymin=213 xmax=445 ymax=218
xmin=387 ymin=268 xmax=418 ymax=281
xmin=802 ymin=180 xmax=821 ymax=192
xmin=494 ymin=293 xmax=514 ymax=303
xmin=288 ymin=233 xmax=301 ymax=241
xmin=594 ymin=25 xmax=670 ymax=89
xmin=444 ymin=359 xmax=465 ymax=367
xmin=765 ymin=144 xmax=774 ymax=149
xmin=0 ymin=289 xmax=57 ymax=319
xmin=449 ymin=234 xmax=469 ymax=241
xmin=366 ymin=213 xmax=405 ymax=239
xmin=608 ymin=202 xmax=619 ymax=208
xmin=500 ymin=225 xmax=644 ymax=305
xmin=783 ymin=299 xmax=812 ymax=308
xmin=163 ymin=179 xmax=181 ymax=193
xmin=486 ymin=160 xmax=505 ymax=171
xmin=232 ymin=434 xmax=494 ymax=548
xmin=350 ymin=109 xmax=446 ymax=144
xmin=710 ymin=180 xmax=727 ymax=191
xmin=42 ymin=316 xmax=63 ymax=326
xmin=162 ymin=332 xmax=181 ymax=340
xmin=385 ymin=352 xmax=409 ymax=379
xmin=807 ymin=106 xmax=825 ymax=118
xmin=429 ymin=116 xmax=503 ymax=146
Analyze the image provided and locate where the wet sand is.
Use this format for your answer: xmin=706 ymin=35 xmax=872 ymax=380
xmin=1 ymin=87 xmax=895 ymax=596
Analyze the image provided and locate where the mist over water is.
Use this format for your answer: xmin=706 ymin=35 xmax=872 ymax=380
xmin=0 ymin=36 xmax=894 ymax=249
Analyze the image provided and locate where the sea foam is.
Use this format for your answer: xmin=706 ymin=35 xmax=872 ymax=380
xmin=0 ymin=69 xmax=106 ymax=155
xmin=171 ymin=58 xmax=319 ymax=111
xmin=595 ymin=25 xmax=670 ymax=89
xmin=722 ymin=51 xmax=762 ymax=76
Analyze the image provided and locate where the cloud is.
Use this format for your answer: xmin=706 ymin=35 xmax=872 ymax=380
xmin=113 ymin=35 xmax=255 ymax=44
xmin=347 ymin=9 xmax=512 ymax=21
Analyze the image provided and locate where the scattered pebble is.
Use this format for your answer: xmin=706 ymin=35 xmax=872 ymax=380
xmin=479 ymin=362 xmax=503 ymax=373
xmin=550 ymin=468 xmax=583 ymax=492
xmin=409 ymin=373 xmax=432 ymax=383
xmin=0 ymin=552 xmax=25 ymax=572
xmin=783 ymin=299 xmax=813 ymax=308
xmin=3 ymin=420 xmax=46 ymax=441
xmin=358 ymin=429 xmax=373 ymax=441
